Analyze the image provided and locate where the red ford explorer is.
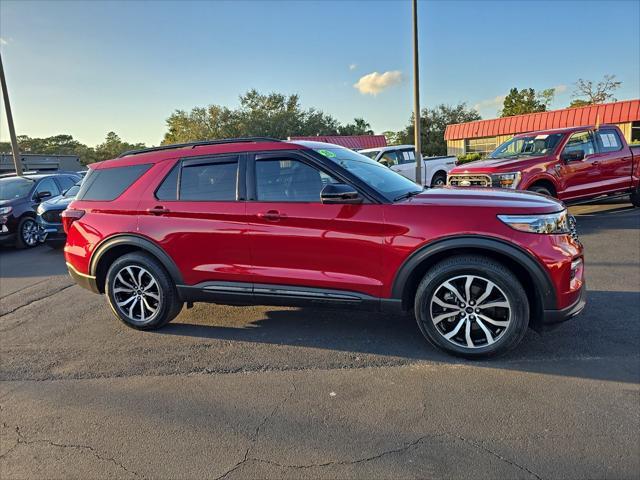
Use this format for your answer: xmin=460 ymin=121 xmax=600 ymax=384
xmin=64 ymin=138 xmax=585 ymax=358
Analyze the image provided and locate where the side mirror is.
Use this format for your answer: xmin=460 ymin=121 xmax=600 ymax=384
xmin=321 ymin=183 xmax=362 ymax=204
xmin=36 ymin=191 xmax=52 ymax=200
xmin=561 ymin=150 xmax=585 ymax=162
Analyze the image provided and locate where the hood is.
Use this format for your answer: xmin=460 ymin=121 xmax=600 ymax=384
xmin=402 ymin=187 xmax=564 ymax=214
xmin=40 ymin=194 xmax=75 ymax=210
xmin=451 ymin=155 xmax=553 ymax=173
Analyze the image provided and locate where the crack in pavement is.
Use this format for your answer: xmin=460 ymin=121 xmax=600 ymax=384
xmin=0 ymin=284 xmax=75 ymax=327
xmin=215 ymin=380 xmax=297 ymax=480
xmin=0 ymin=425 xmax=139 ymax=477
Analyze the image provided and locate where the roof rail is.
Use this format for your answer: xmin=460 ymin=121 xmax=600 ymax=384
xmin=117 ymin=137 xmax=283 ymax=158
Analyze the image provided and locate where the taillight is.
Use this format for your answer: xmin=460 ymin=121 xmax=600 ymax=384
xmin=61 ymin=208 xmax=85 ymax=233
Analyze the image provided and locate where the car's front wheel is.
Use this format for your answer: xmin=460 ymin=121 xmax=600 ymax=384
xmin=16 ymin=217 xmax=39 ymax=249
xmin=414 ymin=255 xmax=529 ymax=358
xmin=105 ymin=252 xmax=182 ymax=330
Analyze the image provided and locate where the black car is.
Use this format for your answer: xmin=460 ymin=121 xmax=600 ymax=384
xmin=36 ymin=182 xmax=81 ymax=248
xmin=0 ymin=172 xmax=81 ymax=248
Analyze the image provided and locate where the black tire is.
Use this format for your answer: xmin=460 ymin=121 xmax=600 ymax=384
xmin=431 ymin=172 xmax=447 ymax=187
xmin=414 ymin=255 xmax=529 ymax=359
xmin=631 ymin=190 xmax=640 ymax=208
xmin=15 ymin=216 xmax=39 ymax=249
xmin=528 ymin=185 xmax=553 ymax=197
xmin=105 ymin=252 xmax=182 ymax=330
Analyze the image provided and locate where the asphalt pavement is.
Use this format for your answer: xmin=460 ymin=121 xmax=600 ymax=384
xmin=1 ymin=201 xmax=639 ymax=479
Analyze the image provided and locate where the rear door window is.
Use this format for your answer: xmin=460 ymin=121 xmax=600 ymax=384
xmin=77 ymin=164 xmax=151 ymax=201
xmin=179 ymin=159 xmax=238 ymax=201
xmin=595 ymin=129 xmax=623 ymax=153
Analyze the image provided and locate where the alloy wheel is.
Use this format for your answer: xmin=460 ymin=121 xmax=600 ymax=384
xmin=429 ymin=274 xmax=511 ymax=349
xmin=112 ymin=265 xmax=161 ymax=324
xmin=21 ymin=219 xmax=39 ymax=247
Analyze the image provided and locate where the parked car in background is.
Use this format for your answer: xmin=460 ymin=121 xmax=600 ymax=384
xmin=447 ymin=125 xmax=640 ymax=206
xmin=0 ymin=172 xmax=81 ymax=248
xmin=359 ymin=145 xmax=456 ymax=187
xmin=37 ymin=181 xmax=82 ymax=248
xmin=64 ymin=138 xmax=584 ymax=358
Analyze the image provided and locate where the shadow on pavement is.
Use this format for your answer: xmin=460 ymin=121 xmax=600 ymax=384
xmin=160 ymin=289 xmax=640 ymax=385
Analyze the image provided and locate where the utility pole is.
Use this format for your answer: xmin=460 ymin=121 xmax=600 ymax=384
xmin=0 ymin=51 xmax=23 ymax=176
xmin=412 ymin=0 xmax=422 ymax=184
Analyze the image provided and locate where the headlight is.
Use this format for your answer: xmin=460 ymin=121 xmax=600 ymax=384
xmin=490 ymin=172 xmax=521 ymax=189
xmin=498 ymin=209 xmax=570 ymax=234
xmin=37 ymin=204 xmax=46 ymax=215
xmin=0 ymin=206 xmax=13 ymax=215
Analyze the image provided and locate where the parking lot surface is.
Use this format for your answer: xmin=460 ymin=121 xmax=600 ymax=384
xmin=1 ymin=201 xmax=639 ymax=479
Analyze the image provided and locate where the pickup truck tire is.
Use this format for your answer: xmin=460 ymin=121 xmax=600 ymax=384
xmin=631 ymin=190 xmax=640 ymax=207
xmin=528 ymin=185 xmax=553 ymax=197
xmin=414 ymin=255 xmax=529 ymax=359
xmin=431 ymin=172 xmax=447 ymax=187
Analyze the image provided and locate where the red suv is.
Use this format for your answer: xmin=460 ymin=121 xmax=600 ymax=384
xmin=64 ymin=138 xmax=585 ymax=358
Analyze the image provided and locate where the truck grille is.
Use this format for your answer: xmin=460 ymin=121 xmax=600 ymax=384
xmin=447 ymin=174 xmax=492 ymax=187
xmin=42 ymin=209 xmax=63 ymax=223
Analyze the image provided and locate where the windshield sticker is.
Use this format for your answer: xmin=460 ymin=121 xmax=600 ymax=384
xmin=317 ymin=149 xmax=337 ymax=158
xmin=535 ymin=134 xmax=549 ymax=140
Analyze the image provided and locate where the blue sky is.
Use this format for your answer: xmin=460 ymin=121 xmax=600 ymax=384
xmin=1 ymin=0 xmax=639 ymax=146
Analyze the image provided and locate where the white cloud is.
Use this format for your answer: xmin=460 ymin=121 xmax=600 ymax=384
xmin=552 ymin=84 xmax=568 ymax=94
xmin=0 ymin=38 xmax=8 ymax=46
xmin=353 ymin=70 xmax=403 ymax=95
xmin=473 ymin=94 xmax=506 ymax=112
xmin=349 ymin=64 xmax=357 ymax=71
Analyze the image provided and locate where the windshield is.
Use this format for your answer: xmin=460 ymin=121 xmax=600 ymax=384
xmin=0 ymin=177 xmax=34 ymax=201
xmin=490 ymin=133 xmax=562 ymax=159
xmin=359 ymin=150 xmax=379 ymax=160
xmin=312 ymin=147 xmax=421 ymax=201
xmin=64 ymin=184 xmax=81 ymax=198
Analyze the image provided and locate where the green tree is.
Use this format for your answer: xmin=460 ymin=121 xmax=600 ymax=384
xmin=382 ymin=130 xmax=402 ymax=146
xmin=500 ymin=88 xmax=547 ymax=117
xmin=162 ymin=89 xmax=375 ymax=144
xmin=397 ymin=103 xmax=481 ymax=156
xmin=570 ymin=74 xmax=622 ymax=107
xmin=338 ymin=118 xmax=374 ymax=136
xmin=93 ymin=132 xmax=146 ymax=161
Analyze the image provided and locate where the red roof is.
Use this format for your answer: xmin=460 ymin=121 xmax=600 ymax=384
xmin=289 ymin=135 xmax=387 ymax=149
xmin=444 ymin=99 xmax=640 ymax=141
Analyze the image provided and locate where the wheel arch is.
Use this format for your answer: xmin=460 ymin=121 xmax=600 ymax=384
xmin=391 ymin=236 xmax=556 ymax=330
xmin=430 ymin=169 xmax=448 ymax=186
xmin=524 ymin=176 xmax=558 ymax=197
xmin=89 ymin=234 xmax=183 ymax=293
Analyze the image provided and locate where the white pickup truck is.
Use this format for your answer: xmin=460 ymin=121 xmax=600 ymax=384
xmin=359 ymin=145 xmax=457 ymax=187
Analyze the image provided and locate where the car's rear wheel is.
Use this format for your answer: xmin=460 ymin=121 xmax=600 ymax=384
xmin=105 ymin=252 xmax=182 ymax=330
xmin=431 ymin=172 xmax=447 ymax=187
xmin=16 ymin=217 xmax=39 ymax=249
xmin=414 ymin=255 xmax=529 ymax=358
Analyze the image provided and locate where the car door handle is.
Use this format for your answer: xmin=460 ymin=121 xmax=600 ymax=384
xmin=257 ymin=210 xmax=284 ymax=221
xmin=592 ymin=161 xmax=600 ymax=166
xmin=147 ymin=206 xmax=170 ymax=215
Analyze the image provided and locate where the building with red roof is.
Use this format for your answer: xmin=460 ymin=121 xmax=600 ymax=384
xmin=444 ymin=99 xmax=640 ymax=157
xmin=288 ymin=135 xmax=387 ymax=150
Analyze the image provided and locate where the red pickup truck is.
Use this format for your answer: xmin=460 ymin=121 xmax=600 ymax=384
xmin=447 ymin=125 xmax=640 ymax=206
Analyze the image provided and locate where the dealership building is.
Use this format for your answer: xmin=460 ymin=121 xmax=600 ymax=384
xmin=444 ymin=99 xmax=640 ymax=157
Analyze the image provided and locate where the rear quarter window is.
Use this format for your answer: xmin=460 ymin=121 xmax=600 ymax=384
xmin=76 ymin=164 xmax=151 ymax=201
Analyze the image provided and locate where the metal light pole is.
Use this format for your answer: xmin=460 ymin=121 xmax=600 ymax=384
xmin=412 ymin=0 xmax=422 ymax=184
xmin=0 ymin=51 xmax=23 ymax=176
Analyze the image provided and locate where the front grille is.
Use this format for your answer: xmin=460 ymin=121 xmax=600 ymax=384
xmin=447 ymin=174 xmax=491 ymax=187
xmin=42 ymin=209 xmax=63 ymax=223
xmin=568 ymin=214 xmax=580 ymax=243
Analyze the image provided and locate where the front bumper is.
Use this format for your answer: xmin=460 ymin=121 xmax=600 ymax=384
xmin=37 ymin=218 xmax=66 ymax=243
xmin=67 ymin=262 xmax=100 ymax=294
xmin=541 ymin=284 xmax=586 ymax=327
